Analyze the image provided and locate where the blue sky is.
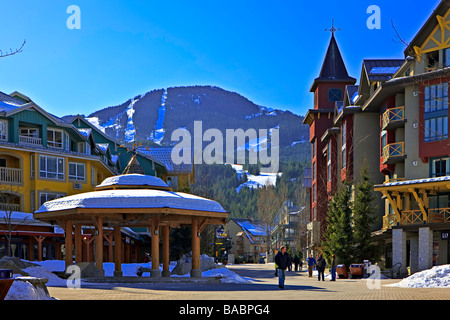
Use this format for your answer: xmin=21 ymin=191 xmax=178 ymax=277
xmin=0 ymin=0 xmax=440 ymax=117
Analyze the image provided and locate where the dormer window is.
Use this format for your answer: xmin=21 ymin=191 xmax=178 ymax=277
xmin=47 ymin=129 xmax=63 ymax=149
xmin=426 ymin=50 xmax=439 ymax=71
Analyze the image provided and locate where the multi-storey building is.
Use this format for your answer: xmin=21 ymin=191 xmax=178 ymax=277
xmin=304 ymin=0 xmax=450 ymax=273
xmin=303 ymin=31 xmax=356 ymax=253
xmin=370 ymin=1 xmax=450 ymax=274
xmin=0 ymin=91 xmax=167 ymax=262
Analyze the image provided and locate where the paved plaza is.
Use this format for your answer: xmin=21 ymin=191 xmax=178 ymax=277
xmin=47 ymin=263 xmax=450 ymax=300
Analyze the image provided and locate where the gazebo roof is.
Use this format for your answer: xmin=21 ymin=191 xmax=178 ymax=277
xmin=34 ymin=174 xmax=228 ymax=227
xmin=96 ymin=174 xmax=172 ymax=191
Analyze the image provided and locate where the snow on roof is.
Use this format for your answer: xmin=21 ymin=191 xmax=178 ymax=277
xmin=234 ymin=219 xmax=267 ymax=237
xmin=97 ymin=174 xmax=170 ymax=189
xmin=77 ymin=128 xmax=92 ymax=138
xmin=96 ymin=143 xmax=109 ymax=153
xmin=35 ymin=189 xmax=226 ymax=213
xmin=375 ymin=175 xmax=450 ymax=188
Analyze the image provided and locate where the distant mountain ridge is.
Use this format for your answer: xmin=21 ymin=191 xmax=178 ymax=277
xmin=66 ymin=85 xmax=310 ymax=161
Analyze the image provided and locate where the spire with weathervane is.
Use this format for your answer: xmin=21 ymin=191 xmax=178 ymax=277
xmin=310 ymin=20 xmax=356 ymax=93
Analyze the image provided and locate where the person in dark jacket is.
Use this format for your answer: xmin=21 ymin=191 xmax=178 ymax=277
xmin=330 ymin=254 xmax=338 ymax=281
xmin=274 ymin=246 xmax=291 ymax=289
xmin=316 ymin=254 xmax=327 ymax=281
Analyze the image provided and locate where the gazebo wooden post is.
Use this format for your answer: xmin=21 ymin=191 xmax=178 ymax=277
xmin=150 ymin=216 xmax=161 ymax=277
xmin=65 ymin=220 xmax=73 ymax=271
xmin=191 ymin=219 xmax=202 ymax=277
xmin=113 ymin=226 xmax=123 ymax=277
xmin=162 ymin=225 xmax=170 ymax=277
xmin=94 ymin=216 xmax=104 ymax=278
xmin=74 ymin=224 xmax=83 ymax=263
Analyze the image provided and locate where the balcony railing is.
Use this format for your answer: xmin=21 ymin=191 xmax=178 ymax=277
xmin=383 ymin=208 xmax=450 ymax=230
xmin=382 ymin=142 xmax=405 ymax=164
xmin=0 ymin=167 xmax=22 ymax=184
xmin=0 ymin=203 xmax=21 ymax=212
xmin=19 ymin=135 xmax=42 ymax=146
xmin=382 ymin=214 xmax=399 ymax=230
xmin=382 ymin=106 xmax=406 ymax=130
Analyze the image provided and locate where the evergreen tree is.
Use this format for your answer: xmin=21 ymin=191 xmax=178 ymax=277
xmin=322 ymin=180 xmax=354 ymax=269
xmin=352 ymin=165 xmax=381 ymax=263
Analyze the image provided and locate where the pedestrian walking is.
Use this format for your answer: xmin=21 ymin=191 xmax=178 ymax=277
xmin=293 ymin=255 xmax=300 ymax=272
xmin=274 ymin=246 xmax=291 ymax=289
xmin=330 ymin=254 xmax=338 ymax=281
xmin=307 ymin=254 xmax=316 ymax=277
xmin=316 ymin=254 xmax=327 ymax=281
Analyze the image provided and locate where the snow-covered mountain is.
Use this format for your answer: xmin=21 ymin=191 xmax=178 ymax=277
xmin=72 ymin=85 xmax=309 ymax=153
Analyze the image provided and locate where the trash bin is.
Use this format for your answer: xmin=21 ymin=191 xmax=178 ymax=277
xmin=0 ymin=269 xmax=14 ymax=300
xmin=336 ymin=264 xmax=348 ymax=279
xmin=349 ymin=264 xmax=364 ymax=279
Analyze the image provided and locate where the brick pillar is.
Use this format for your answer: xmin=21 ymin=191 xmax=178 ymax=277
xmin=419 ymin=227 xmax=433 ymax=271
xmin=392 ymin=228 xmax=407 ymax=276
xmin=409 ymin=236 xmax=418 ymax=274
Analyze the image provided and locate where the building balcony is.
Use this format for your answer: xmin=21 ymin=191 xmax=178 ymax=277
xmin=382 ymin=106 xmax=406 ymax=131
xmin=0 ymin=167 xmax=23 ymax=184
xmin=382 ymin=208 xmax=450 ymax=230
xmin=19 ymin=135 xmax=42 ymax=146
xmin=382 ymin=142 xmax=406 ymax=164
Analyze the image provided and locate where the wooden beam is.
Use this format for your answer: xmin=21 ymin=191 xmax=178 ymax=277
xmin=65 ymin=220 xmax=73 ymax=271
xmin=383 ymin=191 xmax=401 ymax=221
xmin=409 ymin=188 xmax=428 ymax=222
xmin=94 ymin=216 xmax=104 ymax=272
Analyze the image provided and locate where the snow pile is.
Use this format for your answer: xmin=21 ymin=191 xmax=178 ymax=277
xmin=386 ymin=265 xmax=450 ymax=288
xmin=5 ymin=280 xmax=52 ymax=300
xmin=22 ymin=266 xmax=67 ymax=286
xmin=203 ymin=267 xmax=254 ymax=283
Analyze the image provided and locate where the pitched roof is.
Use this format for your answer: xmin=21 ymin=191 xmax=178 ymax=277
xmin=142 ymin=147 xmax=193 ymax=174
xmin=363 ymin=59 xmax=405 ymax=82
xmin=123 ymin=154 xmax=146 ymax=175
xmin=310 ymin=34 xmax=356 ymax=92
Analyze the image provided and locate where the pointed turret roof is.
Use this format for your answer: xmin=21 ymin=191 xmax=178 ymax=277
xmin=123 ymin=154 xmax=145 ymax=175
xmin=310 ymin=33 xmax=356 ymax=92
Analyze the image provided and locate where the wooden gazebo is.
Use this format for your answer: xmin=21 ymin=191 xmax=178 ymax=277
xmin=33 ymin=162 xmax=227 ymax=278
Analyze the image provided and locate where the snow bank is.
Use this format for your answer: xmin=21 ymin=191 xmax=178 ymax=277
xmin=5 ymin=280 xmax=52 ymax=300
xmin=385 ymin=264 xmax=450 ymax=288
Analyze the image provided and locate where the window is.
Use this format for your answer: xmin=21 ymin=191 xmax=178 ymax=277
xmin=47 ymin=129 xmax=63 ymax=149
xmin=312 ymin=139 xmax=316 ymax=159
xmin=20 ymin=128 xmax=39 ymax=137
xmin=69 ymin=162 xmax=85 ymax=181
xmin=327 ymin=141 xmax=331 ymax=181
xmin=39 ymin=155 xmax=64 ymax=180
xmin=445 ymin=48 xmax=450 ymax=67
xmin=0 ymin=119 xmax=7 ymax=141
xmin=91 ymin=165 xmax=95 ymax=186
xmin=312 ymin=162 xmax=316 ymax=181
xmin=39 ymin=192 xmax=64 ymax=207
xmin=341 ymin=122 xmax=346 ymax=169
xmin=426 ymin=50 xmax=439 ymax=70
xmin=312 ymin=184 xmax=316 ymax=202
xmin=424 ymin=83 xmax=448 ymax=142
xmin=431 ymin=157 xmax=450 ymax=177
xmin=328 ymin=88 xmax=342 ymax=102
xmin=65 ymin=134 xmax=70 ymax=151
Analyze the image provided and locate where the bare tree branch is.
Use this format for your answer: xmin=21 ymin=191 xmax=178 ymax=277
xmin=0 ymin=39 xmax=26 ymax=58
